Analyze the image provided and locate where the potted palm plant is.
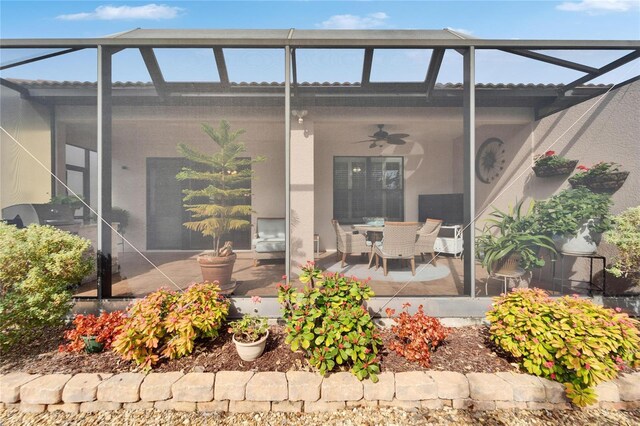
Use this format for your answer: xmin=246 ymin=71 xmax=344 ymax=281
xmin=476 ymin=201 xmax=556 ymax=275
xmin=532 ymin=188 xmax=613 ymax=255
xmin=177 ymin=120 xmax=265 ymax=294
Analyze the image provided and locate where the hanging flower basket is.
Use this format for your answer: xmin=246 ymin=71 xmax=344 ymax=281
xmin=533 ymin=160 xmax=578 ymax=177
xmin=532 ymin=151 xmax=577 ymax=178
xmin=569 ymin=171 xmax=630 ymax=193
xmin=569 ymin=162 xmax=629 ymax=194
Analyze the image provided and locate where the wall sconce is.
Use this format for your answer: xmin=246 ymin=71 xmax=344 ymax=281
xmin=352 ymin=166 xmax=362 ymax=173
xmin=292 ymin=110 xmax=307 ymax=124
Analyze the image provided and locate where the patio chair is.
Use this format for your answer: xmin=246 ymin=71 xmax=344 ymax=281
xmin=373 ymin=222 xmax=420 ymax=276
xmin=415 ymin=218 xmax=443 ymax=265
xmin=332 ymin=220 xmax=372 ymax=268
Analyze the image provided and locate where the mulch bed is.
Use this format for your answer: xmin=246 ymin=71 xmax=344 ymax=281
xmin=0 ymin=325 xmax=518 ymax=375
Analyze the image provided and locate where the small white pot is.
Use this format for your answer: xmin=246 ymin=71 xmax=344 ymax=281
xmin=553 ymin=219 xmax=602 ymax=255
xmin=232 ymin=329 xmax=269 ymax=362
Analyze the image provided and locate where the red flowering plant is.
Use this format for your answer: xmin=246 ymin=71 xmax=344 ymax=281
xmin=277 ymin=262 xmax=382 ymax=381
xmin=59 ymin=311 xmax=126 ymax=353
xmin=385 ymin=304 xmax=449 ymax=368
xmin=533 ymin=150 xmax=577 ymax=168
xmin=570 ymin=162 xmax=624 ymax=183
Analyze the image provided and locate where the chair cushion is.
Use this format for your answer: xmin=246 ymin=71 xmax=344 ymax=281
xmin=253 ymin=238 xmax=286 ymax=253
xmin=257 ymin=219 xmax=285 ymax=238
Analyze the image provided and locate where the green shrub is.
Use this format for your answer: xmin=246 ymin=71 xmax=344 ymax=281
xmin=532 ymin=188 xmax=613 ymax=236
xmin=0 ymin=223 xmax=94 ymax=350
xmin=487 ymin=288 xmax=640 ymax=406
xmin=605 ymin=206 xmax=640 ymax=281
xmin=112 ymin=283 xmax=229 ymax=370
xmin=278 ymin=263 xmax=382 ymax=381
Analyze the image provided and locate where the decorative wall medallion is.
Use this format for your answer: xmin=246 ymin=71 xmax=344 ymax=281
xmin=476 ymin=138 xmax=506 ymax=184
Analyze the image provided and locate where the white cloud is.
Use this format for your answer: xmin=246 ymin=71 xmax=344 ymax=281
xmin=318 ymin=12 xmax=389 ymax=29
xmin=557 ymin=0 xmax=639 ymax=13
xmin=56 ymin=4 xmax=183 ymax=21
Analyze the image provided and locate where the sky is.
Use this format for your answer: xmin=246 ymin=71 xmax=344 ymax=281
xmin=0 ymin=1 xmax=639 ymax=83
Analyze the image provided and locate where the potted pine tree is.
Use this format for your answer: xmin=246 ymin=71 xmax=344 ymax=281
xmin=177 ymin=120 xmax=264 ymax=294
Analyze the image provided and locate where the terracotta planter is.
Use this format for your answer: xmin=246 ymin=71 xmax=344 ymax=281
xmin=232 ymin=330 xmax=269 ymax=362
xmin=533 ymin=160 xmax=578 ymax=177
xmin=569 ymin=171 xmax=629 ymax=194
xmin=552 ymin=219 xmax=601 ymax=255
xmin=197 ymin=253 xmax=237 ymax=295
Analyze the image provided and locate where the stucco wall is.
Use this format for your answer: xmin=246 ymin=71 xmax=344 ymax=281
xmin=475 ymin=81 xmax=640 ymax=285
xmin=0 ymin=87 xmax=52 ymax=210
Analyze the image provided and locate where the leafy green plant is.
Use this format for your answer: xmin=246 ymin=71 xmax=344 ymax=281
xmin=476 ymin=201 xmax=556 ymax=273
xmin=278 ymin=262 xmax=382 ymax=381
xmin=0 ymin=223 xmax=94 ymax=350
xmin=49 ymin=195 xmax=84 ymax=210
xmin=228 ymin=315 xmax=268 ymax=343
xmin=533 ymin=150 xmax=575 ymax=168
xmin=112 ymin=283 xmax=229 ymax=370
xmin=487 ymin=288 xmax=640 ymax=406
xmin=111 ymin=207 xmax=130 ymax=234
xmin=532 ymin=188 xmax=613 ymax=236
xmin=605 ymin=206 xmax=640 ymax=280
xmin=176 ymin=120 xmax=265 ymax=255
xmin=59 ymin=311 xmax=126 ymax=353
xmin=385 ymin=304 xmax=448 ymax=368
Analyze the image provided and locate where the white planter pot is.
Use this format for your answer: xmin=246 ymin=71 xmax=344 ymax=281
xmin=232 ymin=329 xmax=268 ymax=362
xmin=553 ymin=219 xmax=602 ymax=255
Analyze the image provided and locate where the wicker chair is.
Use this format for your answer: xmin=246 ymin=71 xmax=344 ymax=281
xmin=415 ymin=219 xmax=443 ymax=265
xmin=373 ymin=222 xmax=419 ymax=276
xmin=331 ymin=220 xmax=372 ymax=268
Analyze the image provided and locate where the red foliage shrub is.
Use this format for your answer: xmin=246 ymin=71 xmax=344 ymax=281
xmin=59 ymin=311 xmax=126 ymax=353
xmin=385 ymin=304 xmax=449 ymax=368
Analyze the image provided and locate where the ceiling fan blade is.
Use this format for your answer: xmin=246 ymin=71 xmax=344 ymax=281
xmin=386 ymin=138 xmax=407 ymax=145
xmin=369 ymin=142 xmax=378 ymax=148
xmin=386 ymin=133 xmax=410 ymax=139
xmin=353 ymin=139 xmax=376 ymax=144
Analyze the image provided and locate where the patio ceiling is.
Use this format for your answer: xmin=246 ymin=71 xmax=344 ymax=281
xmin=1 ymin=29 xmax=639 ymax=119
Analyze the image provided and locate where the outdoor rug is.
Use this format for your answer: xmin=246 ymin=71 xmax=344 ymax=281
xmin=325 ymin=261 xmax=451 ymax=282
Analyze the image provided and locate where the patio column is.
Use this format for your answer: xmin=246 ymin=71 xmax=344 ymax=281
xmin=97 ymin=45 xmax=113 ymax=299
xmin=289 ymin=119 xmax=315 ymax=274
xmin=463 ymin=46 xmax=476 ymax=297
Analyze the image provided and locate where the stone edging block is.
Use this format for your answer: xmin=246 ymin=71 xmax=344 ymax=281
xmin=2 ymin=370 xmax=639 ymax=414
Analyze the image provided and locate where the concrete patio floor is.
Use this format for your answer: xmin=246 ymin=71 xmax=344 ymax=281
xmin=74 ymin=250 xmax=564 ymax=298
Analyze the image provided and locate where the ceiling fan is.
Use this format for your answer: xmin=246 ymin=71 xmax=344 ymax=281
xmin=354 ymin=124 xmax=410 ymax=148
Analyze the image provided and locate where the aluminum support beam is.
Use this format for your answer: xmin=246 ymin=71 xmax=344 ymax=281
xmin=463 ymin=47 xmax=476 ymax=297
xmin=0 ymin=47 xmax=82 ymax=70
xmin=560 ymin=50 xmax=640 ymax=94
xmin=139 ymin=48 xmax=168 ymax=98
xmin=501 ymin=49 xmax=598 ymax=74
xmin=425 ymin=48 xmax=445 ymax=98
xmin=97 ymin=46 xmax=113 ymax=299
xmin=285 ymin=45 xmax=291 ymax=284
xmin=213 ymin=47 xmax=230 ymax=87
xmin=361 ymin=48 xmax=374 ymax=86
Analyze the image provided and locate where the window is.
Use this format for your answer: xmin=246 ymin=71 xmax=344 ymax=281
xmin=333 ymin=156 xmax=404 ymax=224
xmin=65 ymin=144 xmax=96 ymax=222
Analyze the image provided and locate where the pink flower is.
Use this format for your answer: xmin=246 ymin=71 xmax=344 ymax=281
xmin=550 ymin=373 xmax=556 ymax=380
xmin=282 ymin=275 xmax=288 ymax=280
xmin=544 ymin=361 xmax=554 ymax=368
xmin=585 ymin=363 xmax=591 ymax=370
xmin=532 ymin=338 xmax=539 ymax=344
xmin=545 ymin=150 xmax=555 ymax=156
xmin=577 ymin=165 xmax=589 ymax=171
xmin=251 ymin=296 xmax=262 ymax=304
xmin=615 ymin=307 xmax=622 ymax=313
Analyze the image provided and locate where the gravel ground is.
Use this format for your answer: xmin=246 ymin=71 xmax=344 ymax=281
xmin=2 ymin=407 xmax=640 ymax=426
